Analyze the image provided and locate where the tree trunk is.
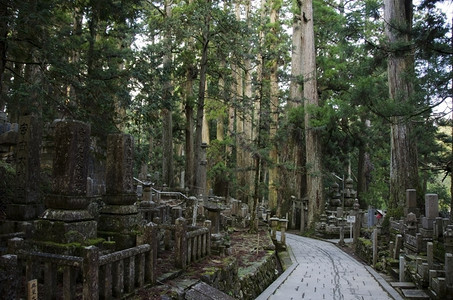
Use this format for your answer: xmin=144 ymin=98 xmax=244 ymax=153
xmin=268 ymin=0 xmax=280 ymax=216
xmin=288 ymin=0 xmax=305 ymax=200
xmin=194 ymin=0 xmax=210 ymax=196
xmin=0 ymin=1 xmax=8 ymax=111
xmin=184 ymin=69 xmax=195 ymax=191
xmin=302 ymin=0 xmax=324 ymax=225
xmin=384 ymin=0 xmax=419 ymax=209
xmin=162 ymin=0 xmax=174 ymax=187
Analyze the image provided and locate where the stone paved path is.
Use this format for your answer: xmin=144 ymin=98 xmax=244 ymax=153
xmin=257 ymin=233 xmax=403 ymax=300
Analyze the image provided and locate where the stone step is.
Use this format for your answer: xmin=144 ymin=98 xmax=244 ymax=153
xmin=401 ymin=289 xmax=430 ymax=300
xmin=391 ymin=282 xmax=417 ymax=289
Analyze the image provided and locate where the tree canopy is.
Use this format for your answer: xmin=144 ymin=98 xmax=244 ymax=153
xmin=1 ymin=0 xmax=452 ymax=224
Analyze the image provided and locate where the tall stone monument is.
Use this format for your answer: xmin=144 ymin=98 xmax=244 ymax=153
xmin=2 ymin=115 xmax=43 ymax=237
xmin=35 ymin=120 xmax=97 ymax=252
xmin=98 ymin=133 xmax=140 ymax=250
xmin=7 ymin=115 xmax=44 ymax=221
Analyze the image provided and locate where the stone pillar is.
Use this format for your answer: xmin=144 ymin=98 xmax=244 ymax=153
xmin=373 ymin=228 xmax=378 ymax=267
xmin=175 ymin=218 xmax=187 ymax=269
xmin=367 ymin=207 xmax=375 ymax=228
xmin=270 ymin=217 xmax=279 ymax=241
xmin=142 ymin=222 xmax=158 ymax=284
xmin=445 ymin=253 xmax=453 ymax=299
xmin=394 ymin=234 xmax=403 ymax=259
xmin=99 ymin=134 xmax=139 ymax=250
xmin=142 ymin=184 xmax=151 ymax=202
xmin=280 ymin=219 xmax=288 ymax=245
xmin=196 ymin=143 xmax=208 ymax=197
xmin=445 ymin=226 xmax=453 ymax=254
xmin=7 ymin=115 xmax=44 ymax=221
xmin=404 ymin=189 xmax=419 ymax=216
xmin=204 ymin=220 xmax=212 ymax=256
xmin=0 ymin=254 xmax=19 ymax=299
xmin=422 ymin=194 xmax=439 ymax=230
xmin=37 ymin=120 xmax=97 ymax=249
xmin=300 ymin=201 xmax=305 ymax=233
xmin=399 ymin=255 xmax=406 ymax=282
xmin=424 ymin=244 xmax=432 ymax=270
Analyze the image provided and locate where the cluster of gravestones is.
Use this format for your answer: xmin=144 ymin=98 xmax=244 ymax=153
xmin=384 ymin=189 xmax=453 ymax=298
xmin=0 ymin=117 xmax=142 ymax=252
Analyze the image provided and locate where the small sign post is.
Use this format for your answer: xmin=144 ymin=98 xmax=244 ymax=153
xmin=28 ymin=279 xmax=38 ymax=300
xmin=347 ymin=215 xmax=356 ymax=240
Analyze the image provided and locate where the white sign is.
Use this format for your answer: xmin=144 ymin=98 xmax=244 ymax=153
xmin=347 ymin=216 xmax=356 ymax=223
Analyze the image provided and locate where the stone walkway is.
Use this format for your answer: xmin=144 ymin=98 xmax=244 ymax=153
xmin=257 ymin=234 xmax=404 ymax=300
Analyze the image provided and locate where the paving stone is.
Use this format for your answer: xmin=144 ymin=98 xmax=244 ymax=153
xmin=391 ymin=281 xmax=417 ymax=289
xmin=401 ymin=289 xmax=430 ymax=299
xmin=257 ymin=234 xmax=403 ymax=300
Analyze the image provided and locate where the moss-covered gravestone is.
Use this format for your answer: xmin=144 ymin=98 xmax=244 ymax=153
xmin=35 ymin=120 xmax=97 ymax=254
xmin=2 ymin=115 xmax=44 ymax=237
xmin=98 ymin=133 xmax=140 ymax=250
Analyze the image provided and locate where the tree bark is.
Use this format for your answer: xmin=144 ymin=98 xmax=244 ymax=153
xmin=302 ymin=0 xmax=324 ymax=225
xmin=384 ymin=0 xmax=419 ymax=209
xmin=194 ymin=0 xmax=210 ymax=196
xmin=268 ymin=0 xmax=280 ymax=216
xmin=0 ymin=1 xmax=8 ymax=111
xmin=162 ymin=0 xmax=174 ymax=187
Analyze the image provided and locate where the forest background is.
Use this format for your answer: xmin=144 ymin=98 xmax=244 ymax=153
xmin=0 ymin=0 xmax=452 ymax=226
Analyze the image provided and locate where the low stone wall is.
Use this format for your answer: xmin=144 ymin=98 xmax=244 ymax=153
xmin=200 ymin=250 xmax=279 ymax=300
xmin=239 ymin=251 xmax=279 ymax=299
xmin=355 ymin=237 xmax=373 ymax=264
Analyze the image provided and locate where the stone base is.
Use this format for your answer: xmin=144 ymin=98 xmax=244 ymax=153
xmin=419 ymin=228 xmax=434 ymax=238
xmin=0 ymin=220 xmax=34 ymax=239
xmin=6 ymin=203 xmax=44 ymax=220
xmin=98 ymin=210 xmax=141 ymax=233
xmin=422 ymin=217 xmax=435 ymax=230
xmin=34 ymin=219 xmax=97 ymax=245
xmin=103 ymin=193 xmax=137 ymax=205
xmin=404 ymin=207 xmax=420 ymax=217
xmin=41 ymin=208 xmax=94 ymax=222
xmin=97 ymin=230 xmax=136 ymax=250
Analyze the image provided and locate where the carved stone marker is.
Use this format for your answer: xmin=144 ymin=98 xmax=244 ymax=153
xmin=36 ymin=120 xmax=97 ymax=249
xmin=98 ymin=133 xmax=139 ymax=250
xmin=7 ymin=115 xmax=44 ymax=221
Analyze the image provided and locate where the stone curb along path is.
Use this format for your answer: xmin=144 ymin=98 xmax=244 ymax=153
xmin=257 ymin=233 xmax=404 ymax=300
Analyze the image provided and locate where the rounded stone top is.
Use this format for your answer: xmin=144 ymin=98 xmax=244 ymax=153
xmin=332 ymin=182 xmax=340 ymax=188
xmin=406 ymin=212 xmax=417 ymax=222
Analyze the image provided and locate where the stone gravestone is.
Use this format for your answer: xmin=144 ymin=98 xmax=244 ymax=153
xmin=404 ymin=189 xmax=419 ymax=217
xmin=98 ymin=133 xmax=140 ymax=250
xmin=35 ymin=120 xmax=97 ymax=253
xmin=422 ymin=194 xmax=438 ymax=230
xmin=6 ymin=115 xmax=44 ymax=221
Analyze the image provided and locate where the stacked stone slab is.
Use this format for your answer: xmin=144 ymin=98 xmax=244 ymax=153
xmin=5 ymin=115 xmax=44 ymax=226
xmin=404 ymin=189 xmax=420 ymax=217
xmin=421 ymin=194 xmax=438 ymax=234
xmin=35 ymin=120 xmax=97 ymax=252
xmin=98 ymin=133 xmax=140 ymax=250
